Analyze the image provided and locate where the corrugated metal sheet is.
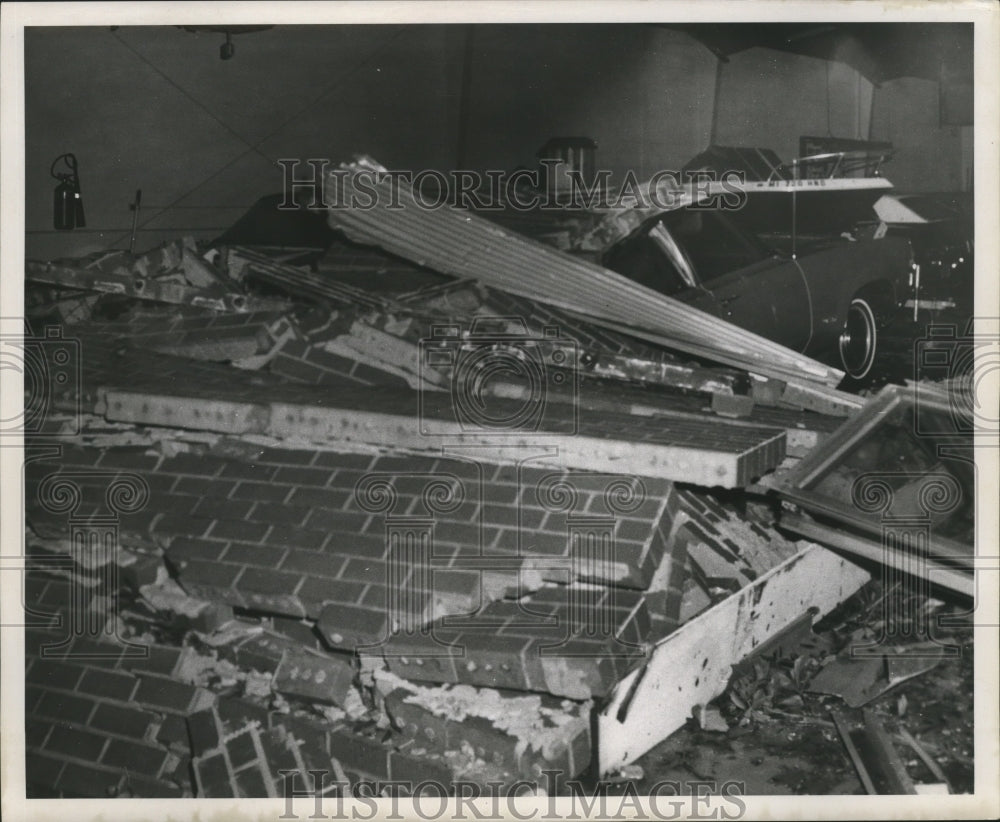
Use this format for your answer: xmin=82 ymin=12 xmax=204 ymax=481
xmin=325 ymin=164 xmax=846 ymax=389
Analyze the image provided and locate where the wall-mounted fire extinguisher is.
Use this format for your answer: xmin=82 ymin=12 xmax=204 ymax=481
xmin=51 ymin=153 xmax=86 ymax=230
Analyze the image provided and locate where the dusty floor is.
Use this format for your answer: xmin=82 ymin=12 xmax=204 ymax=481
xmin=605 ymin=580 xmax=975 ymax=795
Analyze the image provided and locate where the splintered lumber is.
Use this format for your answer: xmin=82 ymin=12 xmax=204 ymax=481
xmin=596 ymin=542 xmax=871 ymax=773
xmin=325 ymin=161 xmax=846 ymax=390
xmin=229 ymin=246 xmax=390 ymax=310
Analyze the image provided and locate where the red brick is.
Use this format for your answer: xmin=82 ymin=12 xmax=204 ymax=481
xmin=25 ymin=717 xmax=53 ymax=748
xmin=134 ymin=674 xmax=204 ymax=714
xmin=257 ymin=447 xmax=317 ymax=466
xmin=297 ymin=577 xmax=366 ymax=615
xmin=151 ymin=492 xmax=201 ymax=517
xmin=281 ymin=549 xmax=345 ymax=578
xmin=340 ymin=558 xmax=392 ymax=586
xmin=45 ymin=725 xmax=107 ymax=760
xmin=35 ymin=690 xmax=96 ymax=724
xmin=248 ymin=502 xmax=311 ymax=527
xmin=124 ymin=644 xmax=183 ymax=677
xmin=153 ymin=513 xmax=215 ymax=539
xmin=192 ymin=497 xmax=255 ymax=520
xmin=25 ymin=751 xmax=64 ymax=792
xmin=173 ymin=475 xmax=237 ymax=497
xmin=178 ymin=558 xmax=244 ymax=592
xmin=328 ymin=729 xmax=390 ymax=779
xmin=194 ymin=752 xmax=234 ymax=797
xmin=382 ymin=632 xmax=464 ymax=685
xmin=271 ymin=616 xmax=321 ymax=647
xmin=231 ymin=481 xmax=292 ymax=502
xmin=102 ymin=738 xmax=169 ymax=777
xmin=156 ymin=712 xmax=189 ymax=749
xmin=167 ymin=535 xmax=227 ymax=564
xmin=287 ymin=486 xmax=351 ymax=508
xmin=27 ymin=658 xmax=84 ymax=691
xmin=124 ymin=773 xmax=185 ymax=798
xmin=161 ymin=453 xmax=229 ymax=477
xmin=220 ymin=541 xmax=288 ymax=568
xmin=314 ymin=451 xmax=376 ymax=470
xmin=208 ymin=519 xmax=271 ymax=543
xmin=270 ymin=527 xmax=330 ymax=551
xmin=215 ymin=455 xmax=277 ymax=483
xmin=388 ymin=748 xmax=453 ymax=784
xmin=63 ymin=636 xmax=126 ymax=667
xmin=96 ymin=449 xmax=161 ymax=471
xmin=238 ymin=567 xmax=304 ymax=596
xmin=454 ymin=631 xmax=545 ymax=692
xmin=235 ymin=764 xmax=270 ymax=797
xmin=336 ymin=532 xmax=388 ymax=558
xmin=274 ymin=648 xmax=355 ymax=706
xmin=305 ymin=508 xmax=371 ymax=532
xmin=53 ymin=760 xmax=123 ymax=798
xmin=89 ymin=702 xmax=156 ymax=739
xmin=317 ymin=603 xmax=392 ymax=650
xmin=24 ymin=683 xmax=45 ymax=715
xmin=272 ymin=465 xmax=333 ymax=486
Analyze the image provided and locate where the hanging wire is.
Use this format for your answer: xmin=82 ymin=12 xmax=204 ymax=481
xmin=101 ymin=26 xmax=408 ymax=251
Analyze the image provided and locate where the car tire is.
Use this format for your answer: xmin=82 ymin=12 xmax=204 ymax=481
xmin=839 ymin=297 xmax=878 ymax=379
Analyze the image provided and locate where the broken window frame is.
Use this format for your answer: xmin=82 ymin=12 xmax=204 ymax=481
xmin=776 ymin=383 xmax=974 ymax=574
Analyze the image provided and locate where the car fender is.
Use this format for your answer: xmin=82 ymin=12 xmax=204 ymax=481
xmin=795 ymin=236 xmax=912 ymax=351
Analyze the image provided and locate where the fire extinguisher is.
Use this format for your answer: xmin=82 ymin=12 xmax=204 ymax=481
xmin=51 ymin=153 xmax=86 ymax=230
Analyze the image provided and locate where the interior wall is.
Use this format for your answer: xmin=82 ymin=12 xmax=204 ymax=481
xmin=459 ymin=25 xmax=717 ymax=179
xmin=25 ymin=25 xmax=965 ymax=261
xmin=714 ymin=47 xmax=874 ymax=164
xmin=25 ymin=25 xmax=461 ymax=259
xmin=869 ymin=76 xmax=968 ymax=192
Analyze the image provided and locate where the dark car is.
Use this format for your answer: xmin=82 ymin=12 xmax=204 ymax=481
xmin=601 ymin=206 xmax=914 ymax=380
xmin=873 ymin=193 xmax=973 ymax=314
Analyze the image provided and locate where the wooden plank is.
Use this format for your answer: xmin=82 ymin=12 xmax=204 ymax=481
xmin=596 ymin=543 xmax=870 ymax=773
xmin=862 ymin=708 xmax=918 ymax=794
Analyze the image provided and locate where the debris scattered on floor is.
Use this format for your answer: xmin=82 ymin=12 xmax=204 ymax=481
xmin=21 ymin=161 xmax=975 ymax=798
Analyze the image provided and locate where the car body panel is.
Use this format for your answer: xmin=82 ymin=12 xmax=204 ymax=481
xmin=602 ymin=206 xmax=913 ymax=360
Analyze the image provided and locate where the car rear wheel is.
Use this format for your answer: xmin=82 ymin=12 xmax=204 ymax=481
xmin=839 ymin=297 xmax=878 ymax=379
